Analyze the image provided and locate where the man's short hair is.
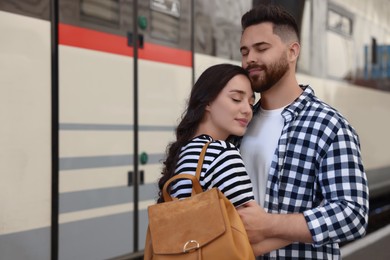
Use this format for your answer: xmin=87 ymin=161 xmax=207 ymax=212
xmin=241 ymin=4 xmax=300 ymax=43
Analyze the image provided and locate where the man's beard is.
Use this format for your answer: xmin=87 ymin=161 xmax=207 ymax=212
xmin=250 ymin=53 xmax=289 ymax=93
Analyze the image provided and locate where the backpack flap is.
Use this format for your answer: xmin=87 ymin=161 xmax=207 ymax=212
xmin=147 ymin=188 xmax=226 ymax=255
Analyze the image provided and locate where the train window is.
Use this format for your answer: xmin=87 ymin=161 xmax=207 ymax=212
xmin=80 ymin=0 xmax=120 ymax=28
xmin=149 ymin=0 xmax=181 ymax=43
xmin=150 ymin=0 xmax=180 ymax=18
xmin=193 ymin=0 xmax=251 ymax=60
xmin=0 ymin=0 xmax=50 ymax=20
xmin=327 ymin=3 xmax=354 ymax=37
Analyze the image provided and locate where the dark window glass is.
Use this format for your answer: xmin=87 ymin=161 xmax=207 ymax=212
xmin=80 ymin=0 xmax=120 ymax=28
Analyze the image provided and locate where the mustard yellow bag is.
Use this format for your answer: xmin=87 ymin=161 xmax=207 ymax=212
xmin=144 ymin=143 xmax=255 ymax=260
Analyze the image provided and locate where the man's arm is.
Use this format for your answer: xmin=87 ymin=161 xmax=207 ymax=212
xmin=238 ymin=201 xmax=313 ymax=244
xmin=302 ymin=126 xmax=369 ymax=246
xmin=239 ymin=126 xmax=369 ymax=247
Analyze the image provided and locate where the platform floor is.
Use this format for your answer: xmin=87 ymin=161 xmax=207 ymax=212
xmin=341 ymin=224 xmax=390 ymax=260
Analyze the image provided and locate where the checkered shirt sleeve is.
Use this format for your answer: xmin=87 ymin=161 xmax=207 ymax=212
xmin=303 ymin=118 xmax=368 ymax=245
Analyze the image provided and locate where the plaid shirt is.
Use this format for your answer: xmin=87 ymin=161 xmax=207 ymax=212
xmin=246 ymin=86 xmax=369 ymax=259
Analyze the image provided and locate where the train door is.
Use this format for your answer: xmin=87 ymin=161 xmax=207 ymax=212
xmin=58 ymin=0 xmax=141 ymax=259
xmin=132 ymin=0 xmax=193 ymax=257
xmin=58 ymin=0 xmax=192 ymax=259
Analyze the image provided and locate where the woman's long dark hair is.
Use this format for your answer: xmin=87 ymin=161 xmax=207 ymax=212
xmin=157 ymin=63 xmax=249 ymax=203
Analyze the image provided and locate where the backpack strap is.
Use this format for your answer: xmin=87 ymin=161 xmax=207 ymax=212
xmin=162 ymin=141 xmax=211 ymax=202
xmin=195 ymin=141 xmax=210 ymax=181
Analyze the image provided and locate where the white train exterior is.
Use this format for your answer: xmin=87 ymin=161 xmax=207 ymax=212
xmin=0 ymin=0 xmax=389 ymax=259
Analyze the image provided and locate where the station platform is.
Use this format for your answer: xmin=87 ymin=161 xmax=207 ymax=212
xmin=341 ymin=224 xmax=390 ymax=260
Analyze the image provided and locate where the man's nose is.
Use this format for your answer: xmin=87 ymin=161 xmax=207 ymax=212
xmin=246 ymin=51 xmax=257 ymax=65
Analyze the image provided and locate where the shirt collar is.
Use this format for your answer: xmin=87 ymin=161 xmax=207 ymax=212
xmin=253 ymin=85 xmax=313 ymax=122
xmin=283 ymin=85 xmax=313 ymax=122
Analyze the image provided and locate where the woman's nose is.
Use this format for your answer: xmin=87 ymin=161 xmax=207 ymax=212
xmin=242 ymin=102 xmax=253 ymax=115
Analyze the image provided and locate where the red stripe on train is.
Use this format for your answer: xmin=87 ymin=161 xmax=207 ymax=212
xmin=59 ymin=23 xmax=192 ymax=67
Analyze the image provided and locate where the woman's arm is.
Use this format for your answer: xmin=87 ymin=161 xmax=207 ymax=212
xmin=251 ymin=238 xmax=291 ymax=256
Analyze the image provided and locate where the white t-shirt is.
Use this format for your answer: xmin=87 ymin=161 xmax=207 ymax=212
xmin=240 ymin=106 xmax=285 ymax=206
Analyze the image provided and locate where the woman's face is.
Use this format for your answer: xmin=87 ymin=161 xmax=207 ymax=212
xmin=206 ymin=74 xmax=254 ymax=140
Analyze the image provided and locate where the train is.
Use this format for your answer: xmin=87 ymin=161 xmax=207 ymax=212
xmin=1 ymin=0 xmax=390 ymax=259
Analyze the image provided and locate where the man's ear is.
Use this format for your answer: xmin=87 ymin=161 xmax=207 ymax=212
xmin=289 ymin=42 xmax=300 ymax=62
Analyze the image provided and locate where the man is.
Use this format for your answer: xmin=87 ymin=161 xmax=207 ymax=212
xmin=237 ymin=4 xmax=369 ymax=259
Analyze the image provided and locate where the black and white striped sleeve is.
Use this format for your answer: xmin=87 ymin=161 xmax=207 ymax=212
xmin=202 ymin=142 xmax=254 ymax=207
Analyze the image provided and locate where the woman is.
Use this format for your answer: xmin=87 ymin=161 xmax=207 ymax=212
xmin=157 ymin=63 xmax=255 ymax=207
xmin=157 ymin=63 xmax=289 ymax=256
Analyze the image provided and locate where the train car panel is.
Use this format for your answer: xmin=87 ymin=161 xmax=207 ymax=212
xmin=60 ymin=46 xmax=134 ymax=124
xmin=0 ymin=9 xmax=51 ymax=260
xmin=60 ymin=131 xmax=133 ymax=157
xmin=0 ymin=9 xmax=51 ymax=235
xmin=60 ymin=166 xmax=130 ymax=192
xmin=138 ymin=60 xmax=192 ymax=125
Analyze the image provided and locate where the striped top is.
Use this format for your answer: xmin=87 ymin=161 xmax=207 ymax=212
xmin=170 ymin=135 xmax=254 ymax=207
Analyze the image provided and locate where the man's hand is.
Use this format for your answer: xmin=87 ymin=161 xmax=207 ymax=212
xmin=238 ymin=200 xmax=313 ymax=248
xmin=237 ymin=201 xmax=269 ymax=244
xmin=238 ymin=201 xmax=292 ymax=256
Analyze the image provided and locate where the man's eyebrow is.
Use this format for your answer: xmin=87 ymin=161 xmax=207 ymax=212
xmin=240 ymin=46 xmax=248 ymax=52
xmin=240 ymin=42 xmax=270 ymax=52
xmin=253 ymin=42 xmax=270 ymax=47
